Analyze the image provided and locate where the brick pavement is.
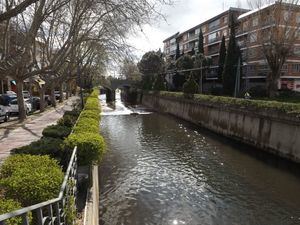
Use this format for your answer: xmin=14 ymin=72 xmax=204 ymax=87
xmin=0 ymin=97 xmax=78 ymax=162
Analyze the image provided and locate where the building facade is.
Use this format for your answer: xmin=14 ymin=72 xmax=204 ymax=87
xmin=163 ymin=3 xmax=300 ymax=92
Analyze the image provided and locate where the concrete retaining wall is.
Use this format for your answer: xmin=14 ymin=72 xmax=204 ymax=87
xmin=142 ymin=94 xmax=300 ymax=163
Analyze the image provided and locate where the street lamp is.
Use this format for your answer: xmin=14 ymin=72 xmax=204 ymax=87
xmin=77 ymin=60 xmax=84 ymax=109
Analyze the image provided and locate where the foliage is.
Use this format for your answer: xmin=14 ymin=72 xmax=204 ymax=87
xmin=218 ymin=35 xmax=226 ymax=80
xmin=11 ymin=137 xmax=70 ymax=169
xmin=42 ymin=125 xmax=72 ymax=139
xmin=64 ymin=88 xmax=105 ymax=166
xmin=80 ymin=109 xmax=100 ymax=121
xmin=120 ymin=58 xmax=142 ymax=81
xmin=0 ymin=199 xmax=23 ymax=225
xmin=176 ymin=54 xmax=194 ymax=71
xmin=64 ymin=133 xmax=105 ymax=166
xmin=138 ymin=51 xmax=164 ymax=90
xmin=222 ymin=16 xmax=241 ymax=96
xmin=153 ymin=75 xmax=166 ymax=91
xmin=0 ymin=155 xmax=63 ymax=206
xmin=172 ymin=72 xmax=186 ymax=91
xmin=249 ymin=86 xmax=267 ymax=98
xmin=138 ymin=51 xmax=164 ymax=76
xmin=73 ymin=117 xmax=99 ymax=134
xmin=198 ymin=29 xmax=204 ymax=54
xmin=183 ymin=76 xmax=199 ymax=98
xmin=155 ymin=91 xmax=300 ymax=115
xmin=58 ymin=114 xmax=78 ymax=127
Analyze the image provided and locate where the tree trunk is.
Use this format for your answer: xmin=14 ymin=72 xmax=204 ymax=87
xmin=66 ymin=83 xmax=69 ymax=99
xmin=50 ymin=87 xmax=56 ymax=107
xmin=16 ymin=80 xmax=26 ymax=121
xmin=267 ymin=71 xmax=280 ymax=98
xmin=59 ymin=83 xmax=64 ymax=103
xmin=39 ymin=87 xmax=46 ymax=112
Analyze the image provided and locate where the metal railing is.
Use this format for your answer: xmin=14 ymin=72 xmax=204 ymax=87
xmin=0 ymin=146 xmax=78 ymax=225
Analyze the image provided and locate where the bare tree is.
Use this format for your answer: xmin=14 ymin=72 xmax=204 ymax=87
xmin=247 ymin=0 xmax=300 ymax=97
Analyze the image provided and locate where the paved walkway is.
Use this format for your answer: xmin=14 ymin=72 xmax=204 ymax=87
xmin=0 ymin=97 xmax=78 ymax=162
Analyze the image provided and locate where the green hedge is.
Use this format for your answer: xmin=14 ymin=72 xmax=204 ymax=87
xmin=64 ymin=89 xmax=105 ymax=166
xmin=42 ymin=125 xmax=72 ymax=139
xmin=11 ymin=137 xmax=70 ymax=169
xmin=154 ymin=91 xmax=300 ymax=115
xmin=0 ymin=155 xmax=64 ymax=206
xmin=58 ymin=114 xmax=79 ymax=127
xmin=0 ymin=199 xmax=23 ymax=225
xmin=64 ymin=133 xmax=105 ymax=166
xmin=73 ymin=118 xmax=99 ymax=134
xmin=80 ymin=109 xmax=100 ymax=121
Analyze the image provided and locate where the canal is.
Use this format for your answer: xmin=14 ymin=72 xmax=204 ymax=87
xmin=99 ymin=94 xmax=300 ymax=225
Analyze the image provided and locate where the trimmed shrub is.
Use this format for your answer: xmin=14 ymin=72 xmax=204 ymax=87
xmin=64 ymin=133 xmax=105 ymax=166
xmin=0 ymin=199 xmax=23 ymax=225
xmin=73 ymin=118 xmax=99 ymax=134
xmin=11 ymin=137 xmax=70 ymax=169
xmin=84 ymin=98 xmax=99 ymax=111
xmin=0 ymin=155 xmax=64 ymax=206
xmin=80 ymin=110 xmax=100 ymax=121
xmin=183 ymin=76 xmax=199 ymax=98
xmin=58 ymin=114 xmax=78 ymax=127
xmin=42 ymin=125 xmax=72 ymax=139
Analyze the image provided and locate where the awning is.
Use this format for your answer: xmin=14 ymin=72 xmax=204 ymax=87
xmin=11 ymin=80 xmax=16 ymax=85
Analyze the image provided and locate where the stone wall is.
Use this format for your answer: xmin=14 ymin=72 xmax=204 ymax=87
xmin=142 ymin=94 xmax=300 ymax=163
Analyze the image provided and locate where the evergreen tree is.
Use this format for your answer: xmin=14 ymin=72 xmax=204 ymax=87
xmin=198 ymin=29 xmax=204 ymax=55
xmin=175 ymin=42 xmax=181 ymax=60
xmin=218 ymin=35 xmax=226 ymax=81
xmin=222 ymin=15 xmax=240 ymax=96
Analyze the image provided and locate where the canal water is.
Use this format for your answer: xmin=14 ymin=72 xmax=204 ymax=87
xmin=99 ymin=94 xmax=300 ymax=225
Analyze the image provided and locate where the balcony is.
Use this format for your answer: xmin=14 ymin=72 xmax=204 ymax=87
xmin=208 ymin=37 xmax=221 ymax=44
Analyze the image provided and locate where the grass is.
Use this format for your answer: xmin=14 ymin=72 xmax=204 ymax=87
xmin=148 ymin=91 xmax=300 ymax=115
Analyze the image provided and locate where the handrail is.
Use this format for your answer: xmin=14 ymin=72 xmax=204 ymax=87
xmin=0 ymin=146 xmax=78 ymax=225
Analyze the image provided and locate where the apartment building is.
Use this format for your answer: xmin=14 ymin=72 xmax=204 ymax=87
xmin=237 ymin=2 xmax=300 ymax=92
xmin=163 ymin=8 xmax=249 ymax=80
xmin=163 ymin=3 xmax=300 ymax=92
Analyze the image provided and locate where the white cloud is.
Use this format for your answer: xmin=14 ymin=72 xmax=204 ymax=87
xmin=127 ymin=0 xmax=249 ymax=58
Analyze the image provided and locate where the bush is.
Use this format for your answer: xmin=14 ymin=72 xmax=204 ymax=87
xmin=42 ymin=125 xmax=72 ymax=139
xmin=58 ymin=114 xmax=78 ymax=127
xmin=0 ymin=155 xmax=64 ymax=206
xmin=11 ymin=137 xmax=70 ymax=169
xmin=0 ymin=199 xmax=23 ymax=225
xmin=183 ymin=76 xmax=199 ymax=98
xmin=84 ymin=98 xmax=99 ymax=111
xmin=249 ymin=86 xmax=267 ymax=98
xmin=80 ymin=110 xmax=100 ymax=121
xmin=73 ymin=118 xmax=99 ymax=134
xmin=64 ymin=133 xmax=105 ymax=166
xmin=152 ymin=75 xmax=165 ymax=91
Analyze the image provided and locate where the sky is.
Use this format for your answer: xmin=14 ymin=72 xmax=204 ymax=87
xmin=127 ymin=0 xmax=250 ymax=59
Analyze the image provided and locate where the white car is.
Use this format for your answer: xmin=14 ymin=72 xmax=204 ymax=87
xmin=9 ymin=99 xmax=32 ymax=115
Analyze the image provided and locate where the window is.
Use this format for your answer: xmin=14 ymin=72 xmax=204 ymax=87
xmin=208 ymin=32 xmax=217 ymax=43
xmin=223 ymin=29 xmax=228 ymax=37
xmin=292 ymin=64 xmax=300 ymax=72
xmin=248 ymin=48 xmax=257 ymax=58
xmin=297 ymin=13 xmax=300 ymax=23
xmin=183 ymin=34 xmax=188 ymax=41
xmin=209 ymin=19 xmax=220 ymax=31
xmin=252 ymin=17 xmax=258 ymax=27
xmin=202 ymin=26 xmax=207 ymax=33
xmin=294 ymin=47 xmax=300 ymax=56
xmin=250 ymin=33 xmax=257 ymax=43
xmin=243 ymin=21 xmax=249 ymax=31
xmin=224 ymin=16 xmax=228 ymax=24
xmin=195 ymin=28 xmax=200 ymax=35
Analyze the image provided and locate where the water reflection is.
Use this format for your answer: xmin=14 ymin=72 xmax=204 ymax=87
xmin=99 ymin=98 xmax=300 ymax=225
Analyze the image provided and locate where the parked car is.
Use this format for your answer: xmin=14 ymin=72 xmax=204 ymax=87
xmin=9 ymin=99 xmax=32 ymax=115
xmin=31 ymin=96 xmax=40 ymax=110
xmin=54 ymin=91 xmax=66 ymax=100
xmin=22 ymin=91 xmax=31 ymax=99
xmin=0 ymin=104 xmax=10 ymax=122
